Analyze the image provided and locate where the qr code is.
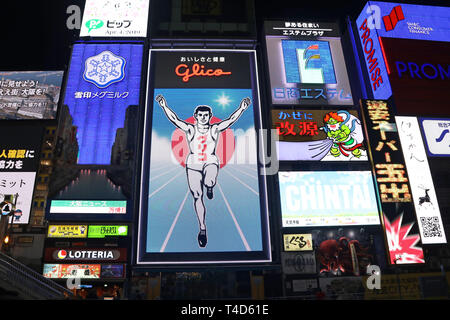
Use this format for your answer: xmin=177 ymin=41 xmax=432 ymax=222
xmin=420 ymin=217 xmax=442 ymax=238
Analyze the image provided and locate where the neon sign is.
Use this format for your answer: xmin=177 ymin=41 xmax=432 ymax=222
xmin=175 ymin=63 xmax=232 ymax=83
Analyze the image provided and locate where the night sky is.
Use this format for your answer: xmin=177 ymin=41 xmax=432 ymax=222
xmin=0 ymin=0 xmax=447 ymax=71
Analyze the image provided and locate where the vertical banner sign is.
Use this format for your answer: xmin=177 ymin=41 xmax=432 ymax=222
xmin=138 ymin=49 xmax=271 ymax=264
xmin=264 ymin=21 xmax=353 ymax=106
xmin=361 ymin=100 xmax=424 ymax=264
xmin=63 ymin=43 xmax=143 ymax=165
xmin=0 ymin=125 xmax=43 ymax=224
xmin=396 ymin=116 xmax=446 ymax=244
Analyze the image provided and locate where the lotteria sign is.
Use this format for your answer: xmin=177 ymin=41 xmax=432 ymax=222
xmin=45 ymin=248 xmax=126 ymax=262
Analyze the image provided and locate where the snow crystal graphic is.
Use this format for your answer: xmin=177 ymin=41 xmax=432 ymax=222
xmin=83 ymin=50 xmax=126 ymax=88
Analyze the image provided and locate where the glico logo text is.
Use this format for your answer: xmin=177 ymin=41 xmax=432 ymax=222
xmin=175 ymin=63 xmax=232 ymax=83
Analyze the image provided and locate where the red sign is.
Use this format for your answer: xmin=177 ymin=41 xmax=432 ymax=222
xmin=175 ymin=63 xmax=232 ymax=82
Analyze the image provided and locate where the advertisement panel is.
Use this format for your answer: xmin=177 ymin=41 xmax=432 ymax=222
xmin=396 ymin=116 xmax=446 ymax=244
xmin=0 ymin=71 xmax=64 ymax=120
xmin=80 ymin=0 xmax=150 ymax=37
xmin=44 ymin=248 xmax=127 ymax=262
xmin=43 ymin=264 xmax=101 ymax=279
xmin=49 ymin=200 xmax=127 ymax=214
xmin=363 ymin=2 xmax=450 ymax=42
xmin=361 ymin=100 xmax=424 ymax=264
xmin=420 ymin=118 xmax=450 ymax=157
xmin=356 ymin=2 xmax=450 ymax=100
xmin=0 ymin=125 xmax=43 ymax=224
xmin=272 ymin=109 xmax=368 ymax=161
xmin=283 ymin=234 xmax=313 ymax=252
xmin=278 ymin=171 xmax=380 ymax=227
xmin=380 ymin=37 xmax=450 ymax=116
xmin=138 ymin=49 xmax=271 ymax=264
xmin=63 ymin=42 xmax=143 ymax=165
xmin=264 ymin=21 xmax=353 ymax=106
xmin=47 ymin=225 xmax=88 ymax=238
xmin=88 ymin=225 xmax=128 ymax=238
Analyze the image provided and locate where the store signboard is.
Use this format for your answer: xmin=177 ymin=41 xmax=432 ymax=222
xmin=44 ymin=248 xmax=127 ymax=262
xmin=47 ymin=225 xmax=88 ymax=238
xmin=49 ymin=200 xmax=127 ymax=214
xmin=283 ymin=234 xmax=313 ymax=252
xmin=43 ymin=264 xmax=101 ymax=279
xmin=281 ymin=252 xmax=317 ymax=275
xmin=361 ymin=100 xmax=424 ymax=264
xmin=88 ymin=225 xmax=128 ymax=238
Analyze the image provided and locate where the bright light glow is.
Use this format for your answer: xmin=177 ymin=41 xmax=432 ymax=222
xmin=215 ymin=92 xmax=232 ymax=108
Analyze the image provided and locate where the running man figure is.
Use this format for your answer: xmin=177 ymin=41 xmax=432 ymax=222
xmin=155 ymin=94 xmax=251 ymax=248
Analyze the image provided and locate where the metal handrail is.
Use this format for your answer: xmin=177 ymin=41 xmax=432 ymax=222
xmin=0 ymin=251 xmax=72 ymax=299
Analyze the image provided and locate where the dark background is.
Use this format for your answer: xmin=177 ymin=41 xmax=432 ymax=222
xmin=1 ymin=0 xmax=448 ymax=71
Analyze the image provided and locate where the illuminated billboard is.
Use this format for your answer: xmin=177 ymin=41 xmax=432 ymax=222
xmin=278 ymin=171 xmax=380 ymax=227
xmin=80 ymin=0 xmax=150 ymax=37
xmin=49 ymin=200 xmax=127 ymax=214
xmin=380 ymin=37 xmax=450 ymax=116
xmin=272 ymin=109 xmax=368 ymax=161
xmin=264 ymin=21 xmax=353 ymax=106
xmin=0 ymin=124 xmax=43 ymax=224
xmin=355 ymin=1 xmax=450 ymax=100
xmin=396 ymin=116 xmax=446 ymax=244
xmin=44 ymin=248 xmax=127 ymax=262
xmin=0 ymin=71 xmax=64 ymax=120
xmin=47 ymin=225 xmax=88 ymax=238
xmin=283 ymin=234 xmax=313 ymax=252
xmin=63 ymin=43 xmax=143 ymax=165
xmin=419 ymin=118 xmax=450 ymax=157
xmin=137 ymin=49 xmax=271 ymax=264
xmin=361 ymin=100 xmax=424 ymax=264
xmin=88 ymin=225 xmax=128 ymax=238
xmin=43 ymin=264 xmax=101 ymax=279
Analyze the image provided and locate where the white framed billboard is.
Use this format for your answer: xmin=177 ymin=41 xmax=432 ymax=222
xmin=396 ymin=116 xmax=446 ymax=244
xmin=278 ymin=171 xmax=380 ymax=227
xmin=80 ymin=0 xmax=150 ymax=37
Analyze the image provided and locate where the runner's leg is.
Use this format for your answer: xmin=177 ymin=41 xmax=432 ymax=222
xmin=204 ymin=164 xmax=219 ymax=200
xmin=187 ymin=168 xmax=206 ymax=230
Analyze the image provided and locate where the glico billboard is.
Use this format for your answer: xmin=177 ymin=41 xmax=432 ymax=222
xmin=137 ymin=49 xmax=271 ymax=265
xmin=355 ymin=1 xmax=450 ymax=101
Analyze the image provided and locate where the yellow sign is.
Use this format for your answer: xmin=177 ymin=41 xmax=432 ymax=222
xmin=47 ymin=225 xmax=88 ymax=238
xmin=283 ymin=234 xmax=313 ymax=251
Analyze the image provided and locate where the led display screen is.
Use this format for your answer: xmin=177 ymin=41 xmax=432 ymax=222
xmin=49 ymin=200 xmax=127 ymax=214
xmin=88 ymin=225 xmax=128 ymax=238
xmin=362 ymin=1 xmax=450 ymax=42
xmin=63 ymin=43 xmax=143 ymax=165
xmin=419 ymin=118 xmax=450 ymax=157
xmin=80 ymin=0 xmax=150 ymax=37
xmin=278 ymin=171 xmax=380 ymax=227
xmin=0 ymin=71 xmax=63 ymax=120
xmin=264 ymin=21 xmax=353 ymax=106
xmin=138 ymin=49 xmax=271 ymax=264
xmin=396 ymin=116 xmax=446 ymax=244
xmin=380 ymin=37 xmax=450 ymax=117
xmin=0 ymin=124 xmax=43 ymax=224
xmin=272 ymin=109 xmax=368 ymax=161
xmin=361 ymin=100 xmax=424 ymax=264
xmin=43 ymin=264 xmax=101 ymax=279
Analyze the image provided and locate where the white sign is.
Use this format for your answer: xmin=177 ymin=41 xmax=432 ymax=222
xmin=80 ymin=0 xmax=149 ymax=37
xmin=396 ymin=116 xmax=447 ymax=244
xmin=420 ymin=118 xmax=450 ymax=157
xmin=0 ymin=172 xmax=36 ymax=224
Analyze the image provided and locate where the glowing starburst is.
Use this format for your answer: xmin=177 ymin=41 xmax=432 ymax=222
xmin=215 ymin=93 xmax=232 ymax=108
xmin=384 ymin=213 xmax=424 ymax=264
